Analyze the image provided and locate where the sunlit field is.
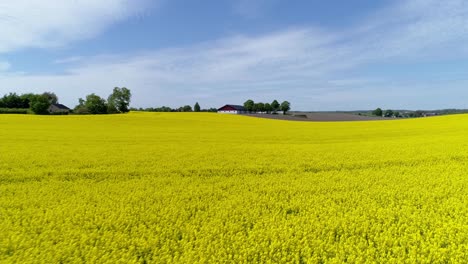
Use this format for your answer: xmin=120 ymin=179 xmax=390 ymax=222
xmin=2 ymin=112 xmax=468 ymax=262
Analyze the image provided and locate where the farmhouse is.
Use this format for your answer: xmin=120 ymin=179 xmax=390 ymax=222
xmin=217 ymin=104 xmax=246 ymax=114
xmin=48 ymin=103 xmax=70 ymax=114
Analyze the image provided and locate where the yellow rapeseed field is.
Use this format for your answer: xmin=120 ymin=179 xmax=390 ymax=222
xmin=2 ymin=112 xmax=468 ymax=263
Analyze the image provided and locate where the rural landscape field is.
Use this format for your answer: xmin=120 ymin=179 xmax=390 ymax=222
xmin=2 ymin=112 xmax=468 ymax=262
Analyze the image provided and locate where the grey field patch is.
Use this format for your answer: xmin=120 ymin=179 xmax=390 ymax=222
xmin=244 ymin=113 xmax=389 ymax=122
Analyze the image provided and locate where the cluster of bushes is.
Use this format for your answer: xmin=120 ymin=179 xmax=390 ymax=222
xmin=243 ymin=99 xmax=291 ymax=114
xmin=0 ymin=92 xmax=58 ymax=114
xmin=73 ymin=87 xmax=131 ymax=114
xmin=0 ymin=108 xmax=30 ymax=114
xmin=372 ymin=108 xmax=435 ymax=118
xmin=133 ymin=102 xmax=217 ymax=113
xmin=372 ymin=108 xmax=401 ymax=118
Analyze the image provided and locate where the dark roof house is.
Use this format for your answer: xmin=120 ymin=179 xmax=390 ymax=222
xmin=48 ymin=103 xmax=71 ymax=114
xmin=217 ymin=104 xmax=246 ymax=114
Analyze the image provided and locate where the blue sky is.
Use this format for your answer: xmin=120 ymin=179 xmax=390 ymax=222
xmin=0 ymin=0 xmax=467 ymax=110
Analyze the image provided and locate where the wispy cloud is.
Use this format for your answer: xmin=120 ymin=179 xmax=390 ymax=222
xmin=0 ymin=0 xmax=153 ymax=53
xmin=0 ymin=61 xmax=11 ymax=71
xmin=2 ymin=0 xmax=468 ymax=110
xmin=54 ymin=56 xmax=84 ymax=64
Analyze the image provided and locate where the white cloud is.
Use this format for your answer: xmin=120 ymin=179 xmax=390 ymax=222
xmin=54 ymin=56 xmax=84 ymax=64
xmin=357 ymin=0 xmax=468 ymax=60
xmin=0 ymin=61 xmax=11 ymax=71
xmin=0 ymin=0 xmax=152 ymax=53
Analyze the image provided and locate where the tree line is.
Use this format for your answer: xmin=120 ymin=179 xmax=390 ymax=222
xmin=372 ymin=108 xmax=399 ymax=117
xmin=372 ymin=108 xmax=433 ymax=118
xmin=133 ymin=102 xmax=217 ymax=113
xmin=1 ymin=90 xmax=291 ymax=116
xmin=0 ymin=92 xmax=59 ymax=114
xmin=0 ymin=87 xmax=131 ymax=115
xmin=243 ymin=99 xmax=291 ymax=114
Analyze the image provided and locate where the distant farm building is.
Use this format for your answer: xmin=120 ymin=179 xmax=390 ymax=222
xmin=48 ymin=103 xmax=70 ymax=114
xmin=217 ymin=105 xmax=246 ymax=114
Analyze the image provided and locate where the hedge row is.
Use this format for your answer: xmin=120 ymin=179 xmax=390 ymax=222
xmin=0 ymin=108 xmax=30 ymax=114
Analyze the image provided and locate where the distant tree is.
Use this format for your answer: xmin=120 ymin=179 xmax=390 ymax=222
xmin=384 ymin=109 xmax=394 ymax=117
xmin=182 ymin=105 xmax=192 ymax=112
xmin=0 ymin=93 xmax=25 ymax=108
xmin=85 ymin=94 xmax=107 ymax=114
xmin=280 ymin=101 xmax=291 ymax=114
xmin=42 ymin=92 xmax=58 ymax=104
xmin=74 ymin=98 xmax=89 ymax=114
xmin=194 ymin=102 xmax=201 ymax=112
xmin=394 ymin=111 xmax=401 ymax=118
xmin=415 ymin=111 xmax=424 ymax=117
xmin=107 ymin=87 xmax=131 ymax=113
xmin=372 ymin=108 xmax=383 ymax=117
xmin=244 ymin=99 xmax=255 ymax=113
xmin=20 ymin=93 xmax=37 ymax=108
xmin=252 ymin=103 xmax=259 ymax=113
xmin=30 ymin=94 xmax=51 ymax=114
xmin=161 ymin=106 xmax=172 ymax=112
xmin=151 ymin=106 xmax=173 ymax=112
xmin=257 ymin=102 xmax=265 ymax=113
xmin=271 ymin=100 xmax=280 ymax=113
xmin=264 ymin=103 xmax=272 ymax=114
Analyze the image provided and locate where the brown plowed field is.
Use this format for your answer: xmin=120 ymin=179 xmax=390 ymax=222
xmin=245 ymin=113 xmax=390 ymax=122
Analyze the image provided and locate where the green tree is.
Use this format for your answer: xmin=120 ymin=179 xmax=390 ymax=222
xmin=252 ymin=103 xmax=259 ymax=113
xmin=384 ymin=109 xmax=394 ymax=117
xmin=182 ymin=105 xmax=192 ymax=112
xmin=271 ymin=100 xmax=280 ymax=113
xmin=372 ymin=108 xmax=383 ymax=117
xmin=194 ymin=102 xmax=201 ymax=112
xmin=280 ymin=101 xmax=291 ymax=114
xmin=0 ymin=93 xmax=25 ymax=108
xmin=30 ymin=94 xmax=51 ymax=114
xmin=156 ymin=106 xmax=172 ymax=112
xmin=244 ymin=99 xmax=254 ymax=113
xmin=74 ymin=98 xmax=89 ymax=114
xmin=257 ymin=102 xmax=265 ymax=113
xmin=20 ymin=93 xmax=37 ymax=108
xmin=107 ymin=87 xmax=131 ymax=113
xmin=85 ymin=94 xmax=108 ymax=114
xmin=264 ymin=103 xmax=272 ymax=114
xmin=42 ymin=92 xmax=58 ymax=104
